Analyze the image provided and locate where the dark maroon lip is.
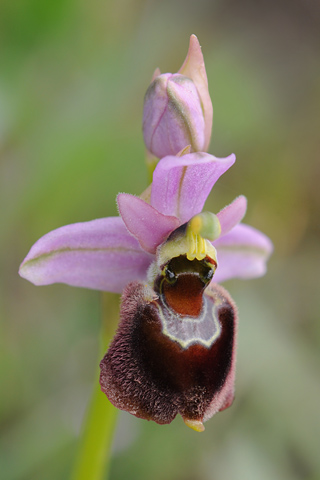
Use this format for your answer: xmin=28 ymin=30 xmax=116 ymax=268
xmin=99 ymin=281 xmax=237 ymax=427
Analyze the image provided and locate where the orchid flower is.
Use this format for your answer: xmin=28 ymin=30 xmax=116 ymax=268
xmin=19 ymin=35 xmax=273 ymax=433
xmin=19 ymin=151 xmax=272 ymax=431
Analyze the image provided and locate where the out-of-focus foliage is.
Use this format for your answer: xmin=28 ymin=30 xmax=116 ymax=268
xmin=1 ymin=0 xmax=319 ymax=479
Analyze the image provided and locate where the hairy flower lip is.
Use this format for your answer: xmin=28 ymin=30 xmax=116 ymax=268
xmin=99 ymin=281 xmax=237 ymax=428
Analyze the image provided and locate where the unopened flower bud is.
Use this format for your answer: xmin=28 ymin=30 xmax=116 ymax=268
xmin=143 ymin=73 xmax=205 ymax=158
xmin=143 ymin=35 xmax=213 ymax=159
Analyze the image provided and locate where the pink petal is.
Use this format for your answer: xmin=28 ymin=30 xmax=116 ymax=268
xmin=178 ymin=35 xmax=213 ymax=151
xmin=117 ymin=193 xmax=180 ymax=254
xmin=217 ymin=195 xmax=247 ymax=237
xmin=151 ymin=152 xmax=236 ymax=224
xmin=213 ymin=223 xmax=273 ymax=283
xmin=19 ymin=217 xmax=153 ymax=293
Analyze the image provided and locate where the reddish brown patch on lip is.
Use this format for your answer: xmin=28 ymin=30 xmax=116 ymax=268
xmin=162 ymin=274 xmax=204 ymax=317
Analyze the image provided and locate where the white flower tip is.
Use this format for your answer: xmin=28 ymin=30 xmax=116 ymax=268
xmin=19 ymin=259 xmax=41 ymax=285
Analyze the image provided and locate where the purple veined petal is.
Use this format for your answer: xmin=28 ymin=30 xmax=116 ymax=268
xmin=19 ymin=217 xmax=153 ymax=293
xmin=151 ymin=152 xmax=236 ymax=224
xmin=213 ymin=223 xmax=273 ymax=283
xmin=117 ymin=193 xmax=180 ymax=254
xmin=217 ymin=195 xmax=247 ymax=237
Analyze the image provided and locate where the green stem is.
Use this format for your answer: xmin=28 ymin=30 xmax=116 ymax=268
xmin=71 ymin=293 xmax=120 ymax=480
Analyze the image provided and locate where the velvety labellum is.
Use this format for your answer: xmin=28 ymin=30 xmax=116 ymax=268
xmin=100 ymin=256 xmax=237 ymax=429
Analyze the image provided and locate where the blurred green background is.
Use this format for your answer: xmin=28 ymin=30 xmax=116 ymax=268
xmin=1 ymin=0 xmax=320 ymax=479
